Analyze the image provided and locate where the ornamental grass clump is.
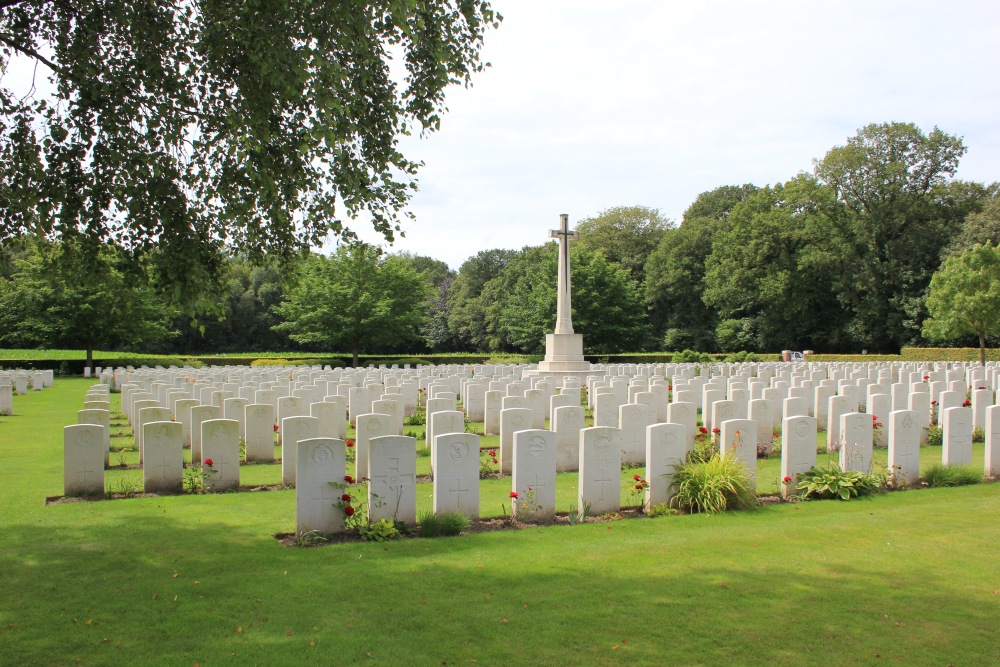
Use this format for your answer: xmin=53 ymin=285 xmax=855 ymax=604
xmin=922 ymin=464 xmax=984 ymax=487
xmin=669 ymin=452 xmax=759 ymax=514
xmin=418 ymin=511 xmax=471 ymax=537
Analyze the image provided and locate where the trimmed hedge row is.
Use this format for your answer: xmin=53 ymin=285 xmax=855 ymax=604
xmin=3 ymin=348 xmax=998 ymax=374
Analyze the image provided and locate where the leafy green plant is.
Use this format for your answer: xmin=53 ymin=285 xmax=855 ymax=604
xmin=927 ymin=425 xmax=943 ymax=447
xmin=672 ymin=349 xmax=713 ymax=363
xmin=669 ymin=452 xmax=760 ymax=514
xmin=356 ymin=518 xmax=403 ymax=542
xmin=921 ymin=464 xmax=984 ymax=487
xmin=795 ymin=463 xmax=884 ymax=500
xmin=648 ymin=503 xmax=677 ymax=518
xmin=418 ymin=511 xmax=470 ymax=537
xmin=404 ymin=409 xmax=426 ymax=426
xmin=625 ymin=474 xmax=649 ymax=511
xmin=972 ymin=426 xmax=985 ymax=443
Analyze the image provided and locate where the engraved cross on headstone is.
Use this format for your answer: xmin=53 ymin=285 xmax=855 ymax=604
xmin=595 ymin=467 xmax=615 ymax=501
xmin=548 ymin=213 xmax=579 ymax=335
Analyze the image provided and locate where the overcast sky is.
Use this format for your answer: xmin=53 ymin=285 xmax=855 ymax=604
xmin=344 ymin=0 xmax=1000 ymax=269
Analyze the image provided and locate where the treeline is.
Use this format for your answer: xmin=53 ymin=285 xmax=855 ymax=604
xmin=1 ymin=122 xmax=998 ymax=360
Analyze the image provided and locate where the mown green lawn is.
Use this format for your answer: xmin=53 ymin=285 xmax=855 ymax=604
xmin=1 ymin=378 xmax=997 ymax=666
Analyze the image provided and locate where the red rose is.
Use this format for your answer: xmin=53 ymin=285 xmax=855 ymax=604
xmin=344 ymin=506 xmax=356 ymax=517
xmin=699 ymin=427 xmax=708 ymax=434
xmin=346 ymin=439 xmax=355 ymax=447
xmin=963 ymin=399 xmax=971 ymax=407
xmin=635 ymin=484 xmax=643 ymax=490
xmin=344 ymin=475 xmax=354 ymax=484
xmin=341 ymin=494 xmax=351 ymax=502
xmin=509 ymin=491 xmax=518 ymax=499
xmin=273 ymin=423 xmax=279 ymax=432
xmin=872 ymin=415 xmax=877 ymax=421
xmin=782 ymin=476 xmax=792 ymax=483
xmin=204 ymin=458 xmax=214 ymax=467
xmin=931 ymin=400 xmax=937 ymax=406
xmin=633 ymin=474 xmax=641 ymax=481
xmin=488 ymin=449 xmax=496 ymax=457
xmin=712 ymin=427 xmax=720 ymax=434
xmin=923 ymin=376 xmax=929 ymax=380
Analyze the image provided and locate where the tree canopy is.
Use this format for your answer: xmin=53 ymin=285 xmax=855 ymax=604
xmin=0 ymin=0 xmax=500 ymax=310
xmin=575 ymin=205 xmax=672 ymax=285
xmin=0 ymin=239 xmax=176 ymax=367
xmin=273 ymin=244 xmax=430 ymax=366
xmin=922 ymin=242 xmax=1000 ymax=365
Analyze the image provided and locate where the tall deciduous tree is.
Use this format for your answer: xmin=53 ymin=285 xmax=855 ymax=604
xmin=0 ymin=1 xmax=500 ymax=310
xmin=814 ymin=122 xmax=970 ymax=351
xmin=575 ymin=205 xmax=672 ymax=285
xmin=0 ymin=240 xmax=176 ymax=369
xmin=644 ymin=185 xmax=758 ymax=351
xmin=702 ymin=175 xmax=851 ymax=352
xmin=922 ymin=243 xmax=1000 ymax=366
xmin=273 ymin=244 xmax=430 ymax=366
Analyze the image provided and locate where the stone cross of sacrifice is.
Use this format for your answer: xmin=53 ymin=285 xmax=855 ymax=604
xmin=548 ymin=214 xmax=579 ymax=335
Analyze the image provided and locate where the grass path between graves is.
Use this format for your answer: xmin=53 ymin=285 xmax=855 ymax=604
xmin=1 ymin=379 xmax=998 ymax=666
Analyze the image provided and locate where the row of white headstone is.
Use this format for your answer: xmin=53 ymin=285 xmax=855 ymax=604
xmin=0 ymin=369 xmax=55 ymax=416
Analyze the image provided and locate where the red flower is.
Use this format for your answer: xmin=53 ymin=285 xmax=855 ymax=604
xmin=931 ymin=400 xmax=937 ymax=406
xmin=699 ymin=426 xmax=708 ymax=434
xmin=273 ymin=423 xmax=279 ymax=432
xmin=979 ymin=386 xmax=987 ymax=390
xmin=203 ymin=458 xmax=214 ymax=467
xmin=962 ymin=399 xmax=971 ymax=407
xmin=712 ymin=427 xmax=720 ymax=435
xmin=488 ymin=449 xmax=496 ymax=457
xmin=344 ymin=506 xmax=356 ymax=517
xmin=346 ymin=439 xmax=355 ymax=447
xmin=872 ymin=415 xmax=878 ymax=421
xmin=923 ymin=376 xmax=930 ymax=381
xmin=344 ymin=475 xmax=354 ymax=484
xmin=341 ymin=494 xmax=352 ymax=502
xmin=509 ymin=491 xmax=518 ymax=499
xmin=782 ymin=476 xmax=792 ymax=483
xmin=635 ymin=484 xmax=644 ymax=490
xmin=633 ymin=474 xmax=642 ymax=481
xmin=491 ymin=458 xmax=498 ymax=464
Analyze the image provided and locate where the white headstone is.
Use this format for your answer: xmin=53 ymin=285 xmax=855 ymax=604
xmin=202 ymin=419 xmax=240 ymax=491
xmin=942 ymin=406 xmax=973 ymax=466
xmin=720 ymin=418 xmax=756 ymax=489
xmin=499 ymin=407 xmax=532 ymax=475
xmin=296 ymin=438 xmax=347 ymax=535
xmin=619 ymin=403 xmax=648 ymax=466
xmin=281 ymin=415 xmax=319 ymax=486
xmin=839 ymin=412 xmax=873 ymax=473
xmin=77 ymin=409 xmax=111 ymax=467
xmin=512 ymin=429 xmax=557 ymax=521
xmin=645 ymin=423 xmax=687 ymax=509
xmin=888 ymin=410 xmax=919 ymax=486
xmin=143 ymin=421 xmax=183 ymax=493
xmin=244 ymin=403 xmax=276 ymax=462
xmin=64 ymin=424 xmax=105 ymax=496
xmin=780 ymin=416 xmax=817 ymax=498
xmin=552 ymin=405 xmax=585 ymax=472
xmin=369 ymin=435 xmax=418 ymax=525
xmin=433 ymin=433 xmax=480 ymax=518
xmin=356 ymin=412 xmax=391 ymax=482
xmin=190 ymin=405 xmax=222 ymax=464
xmin=984 ymin=405 xmax=1000 ymax=478
xmin=578 ymin=427 xmax=622 ymax=515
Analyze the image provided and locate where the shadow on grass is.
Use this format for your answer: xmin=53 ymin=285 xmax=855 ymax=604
xmin=2 ymin=494 xmax=999 ymax=666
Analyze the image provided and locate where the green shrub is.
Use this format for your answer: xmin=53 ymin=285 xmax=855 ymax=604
xmin=927 ymin=425 xmax=943 ymax=447
xmin=723 ymin=350 xmax=760 ymax=363
xmin=673 ymin=349 xmax=713 ymax=364
xmin=356 ymin=518 xmax=405 ymax=542
xmin=418 ymin=511 xmax=471 ymax=537
xmin=250 ymin=358 xmax=293 ymax=367
xmin=669 ymin=452 xmax=760 ymax=514
xmin=795 ymin=463 xmax=884 ymax=500
xmin=921 ymin=464 xmax=984 ymax=487
xmin=973 ymin=426 xmax=985 ymax=443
